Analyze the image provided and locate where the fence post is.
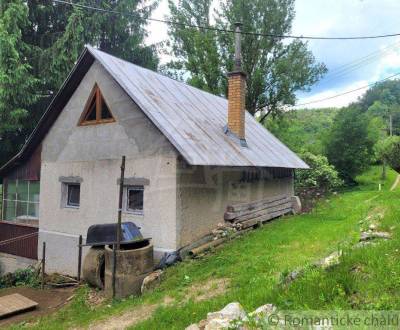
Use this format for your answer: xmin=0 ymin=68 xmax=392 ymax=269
xmin=77 ymin=235 xmax=83 ymax=282
xmin=41 ymin=242 xmax=46 ymax=290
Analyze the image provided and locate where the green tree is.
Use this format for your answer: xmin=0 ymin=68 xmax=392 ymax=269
xmin=376 ymin=136 xmax=400 ymax=173
xmin=0 ymin=0 xmax=160 ymax=167
xmin=167 ymin=0 xmax=326 ymax=118
xmin=326 ymin=106 xmax=375 ymax=183
xmin=0 ymin=0 xmax=37 ymax=165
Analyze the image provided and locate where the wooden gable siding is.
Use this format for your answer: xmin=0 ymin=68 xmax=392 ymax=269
xmin=5 ymin=145 xmax=41 ymax=181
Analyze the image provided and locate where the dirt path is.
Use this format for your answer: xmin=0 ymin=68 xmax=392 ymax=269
xmin=86 ymin=278 xmax=229 ymax=330
xmin=390 ymin=175 xmax=400 ymax=191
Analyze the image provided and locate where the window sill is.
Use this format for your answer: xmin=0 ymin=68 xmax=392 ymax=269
xmin=63 ymin=205 xmax=80 ymax=210
xmin=123 ymin=210 xmax=144 ymax=216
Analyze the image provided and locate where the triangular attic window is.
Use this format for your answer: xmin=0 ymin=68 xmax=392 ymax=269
xmin=78 ymin=84 xmax=115 ymax=126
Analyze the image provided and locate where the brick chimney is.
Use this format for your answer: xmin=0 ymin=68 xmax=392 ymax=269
xmin=226 ymin=22 xmax=247 ymax=146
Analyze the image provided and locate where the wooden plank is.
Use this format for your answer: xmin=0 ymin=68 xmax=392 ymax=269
xmin=232 ymin=202 xmax=292 ymax=223
xmin=239 ymin=207 xmax=293 ymax=229
xmin=0 ymin=293 xmax=38 ymax=318
xmin=226 ymin=194 xmax=288 ymax=213
xmin=225 ymin=198 xmax=291 ymax=221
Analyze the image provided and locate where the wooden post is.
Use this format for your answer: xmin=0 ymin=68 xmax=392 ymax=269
xmin=77 ymin=235 xmax=83 ymax=282
xmin=112 ymin=243 xmax=116 ymax=298
xmin=112 ymin=155 xmax=126 ymax=298
xmin=116 ymin=156 xmax=126 ymax=250
xmin=41 ymin=242 xmax=46 ymax=290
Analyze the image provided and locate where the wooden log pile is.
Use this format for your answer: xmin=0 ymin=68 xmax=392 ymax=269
xmin=224 ymin=195 xmax=293 ymax=229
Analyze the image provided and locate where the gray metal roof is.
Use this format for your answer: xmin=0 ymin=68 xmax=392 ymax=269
xmin=87 ymin=46 xmax=308 ymax=169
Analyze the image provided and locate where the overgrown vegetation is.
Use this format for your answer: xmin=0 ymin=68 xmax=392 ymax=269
xmin=0 ymin=267 xmax=40 ymax=289
xmin=376 ymin=136 xmax=400 ymax=173
xmin=7 ymin=166 xmax=399 ymax=329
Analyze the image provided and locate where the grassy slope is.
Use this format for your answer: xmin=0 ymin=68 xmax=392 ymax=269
xmin=10 ymin=167 xmax=400 ymax=329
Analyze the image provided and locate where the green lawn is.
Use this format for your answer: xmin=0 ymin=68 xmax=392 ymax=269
xmin=9 ymin=167 xmax=400 ymax=329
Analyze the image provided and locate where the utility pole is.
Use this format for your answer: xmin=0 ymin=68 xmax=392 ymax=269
xmin=389 ymin=114 xmax=393 ymax=136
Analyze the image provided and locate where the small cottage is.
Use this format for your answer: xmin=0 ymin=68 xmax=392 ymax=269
xmin=0 ymin=42 xmax=307 ymax=275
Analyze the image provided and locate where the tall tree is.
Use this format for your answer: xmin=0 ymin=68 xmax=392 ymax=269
xmin=167 ymin=0 xmax=326 ymax=118
xmin=0 ymin=0 xmax=160 ymax=167
xmin=326 ymin=106 xmax=375 ymax=183
xmin=0 ymin=0 xmax=37 ymax=165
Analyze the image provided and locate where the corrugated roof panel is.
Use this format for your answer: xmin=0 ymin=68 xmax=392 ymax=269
xmin=87 ymin=46 xmax=308 ymax=169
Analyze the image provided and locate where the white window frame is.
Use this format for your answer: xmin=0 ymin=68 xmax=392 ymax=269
xmin=125 ymin=186 xmax=144 ymax=215
xmin=2 ymin=179 xmax=40 ymax=221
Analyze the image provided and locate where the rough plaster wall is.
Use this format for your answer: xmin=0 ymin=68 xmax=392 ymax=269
xmin=176 ymin=164 xmax=294 ymax=248
xmin=39 ymin=61 xmax=178 ymax=274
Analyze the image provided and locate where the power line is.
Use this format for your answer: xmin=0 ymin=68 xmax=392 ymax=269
xmin=319 ymin=41 xmax=400 ymax=84
xmin=295 ymin=72 xmax=400 ymax=107
xmin=52 ymin=0 xmax=400 ymax=41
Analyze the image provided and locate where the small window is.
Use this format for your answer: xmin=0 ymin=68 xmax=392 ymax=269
xmin=78 ymin=84 xmax=115 ymax=126
xmin=66 ymin=184 xmax=80 ymax=208
xmin=126 ymin=186 xmax=144 ymax=214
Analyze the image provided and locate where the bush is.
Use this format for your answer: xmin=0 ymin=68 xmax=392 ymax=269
xmin=296 ymin=152 xmax=343 ymax=192
xmin=0 ymin=267 xmax=40 ymax=289
xmin=376 ymin=136 xmax=400 ymax=173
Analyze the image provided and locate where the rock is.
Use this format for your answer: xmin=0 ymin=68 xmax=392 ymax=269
xmin=315 ymin=250 xmax=342 ymax=269
xmin=360 ymin=231 xmax=391 ymax=242
xmin=207 ymin=302 xmax=246 ymax=322
xmin=369 ymin=223 xmax=377 ymax=230
xmin=284 ymin=269 xmax=303 ymax=284
xmin=141 ymin=270 xmax=163 ymax=294
xmin=204 ymin=318 xmax=231 ymax=330
xmin=185 ymin=324 xmax=201 ymax=330
xmin=249 ymin=304 xmax=276 ymax=320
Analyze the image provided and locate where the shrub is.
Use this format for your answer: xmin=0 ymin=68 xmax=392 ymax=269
xmin=376 ymin=136 xmax=400 ymax=173
xmin=0 ymin=267 xmax=40 ymax=289
xmin=296 ymin=152 xmax=343 ymax=192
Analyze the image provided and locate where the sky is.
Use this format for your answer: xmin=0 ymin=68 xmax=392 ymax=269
xmin=146 ymin=0 xmax=400 ymax=109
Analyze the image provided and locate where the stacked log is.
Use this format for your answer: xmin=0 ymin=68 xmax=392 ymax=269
xmin=225 ymin=195 xmax=293 ymax=229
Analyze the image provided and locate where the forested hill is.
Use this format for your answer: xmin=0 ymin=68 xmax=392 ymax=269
xmin=266 ymin=108 xmax=339 ymax=155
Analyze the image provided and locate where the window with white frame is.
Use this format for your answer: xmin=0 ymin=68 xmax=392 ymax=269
xmin=2 ymin=180 xmax=40 ymax=221
xmin=126 ymin=186 xmax=144 ymax=214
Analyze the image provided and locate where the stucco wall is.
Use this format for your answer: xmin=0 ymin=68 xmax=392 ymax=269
xmin=176 ymin=163 xmax=294 ymax=248
xmin=39 ymin=61 xmax=178 ymax=274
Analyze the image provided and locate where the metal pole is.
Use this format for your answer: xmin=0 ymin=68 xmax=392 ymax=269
xmin=112 ymin=155 xmax=126 ymax=298
xmin=77 ymin=235 xmax=83 ymax=282
xmin=41 ymin=242 xmax=46 ymax=290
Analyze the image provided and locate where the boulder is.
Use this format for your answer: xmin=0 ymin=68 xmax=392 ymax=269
xmin=141 ymin=270 xmax=163 ymax=294
xmin=206 ymin=302 xmax=246 ymax=322
xmin=250 ymin=304 xmax=276 ymax=317
xmin=360 ymin=231 xmax=391 ymax=242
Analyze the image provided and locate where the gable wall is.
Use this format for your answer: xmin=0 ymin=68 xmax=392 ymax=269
xmin=39 ymin=61 xmax=178 ymax=274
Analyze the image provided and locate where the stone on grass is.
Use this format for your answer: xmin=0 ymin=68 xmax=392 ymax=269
xmin=185 ymin=324 xmax=201 ymax=330
xmin=207 ymin=302 xmax=246 ymax=322
xmin=141 ymin=270 xmax=163 ymax=294
xmin=315 ymin=250 xmax=342 ymax=269
xmin=360 ymin=231 xmax=391 ymax=242
xmin=249 ymin=304 xmax=276 ymax=321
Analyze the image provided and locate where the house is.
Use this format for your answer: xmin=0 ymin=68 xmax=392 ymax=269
xmin=0 ymin=40 xmax=307 ymax=275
